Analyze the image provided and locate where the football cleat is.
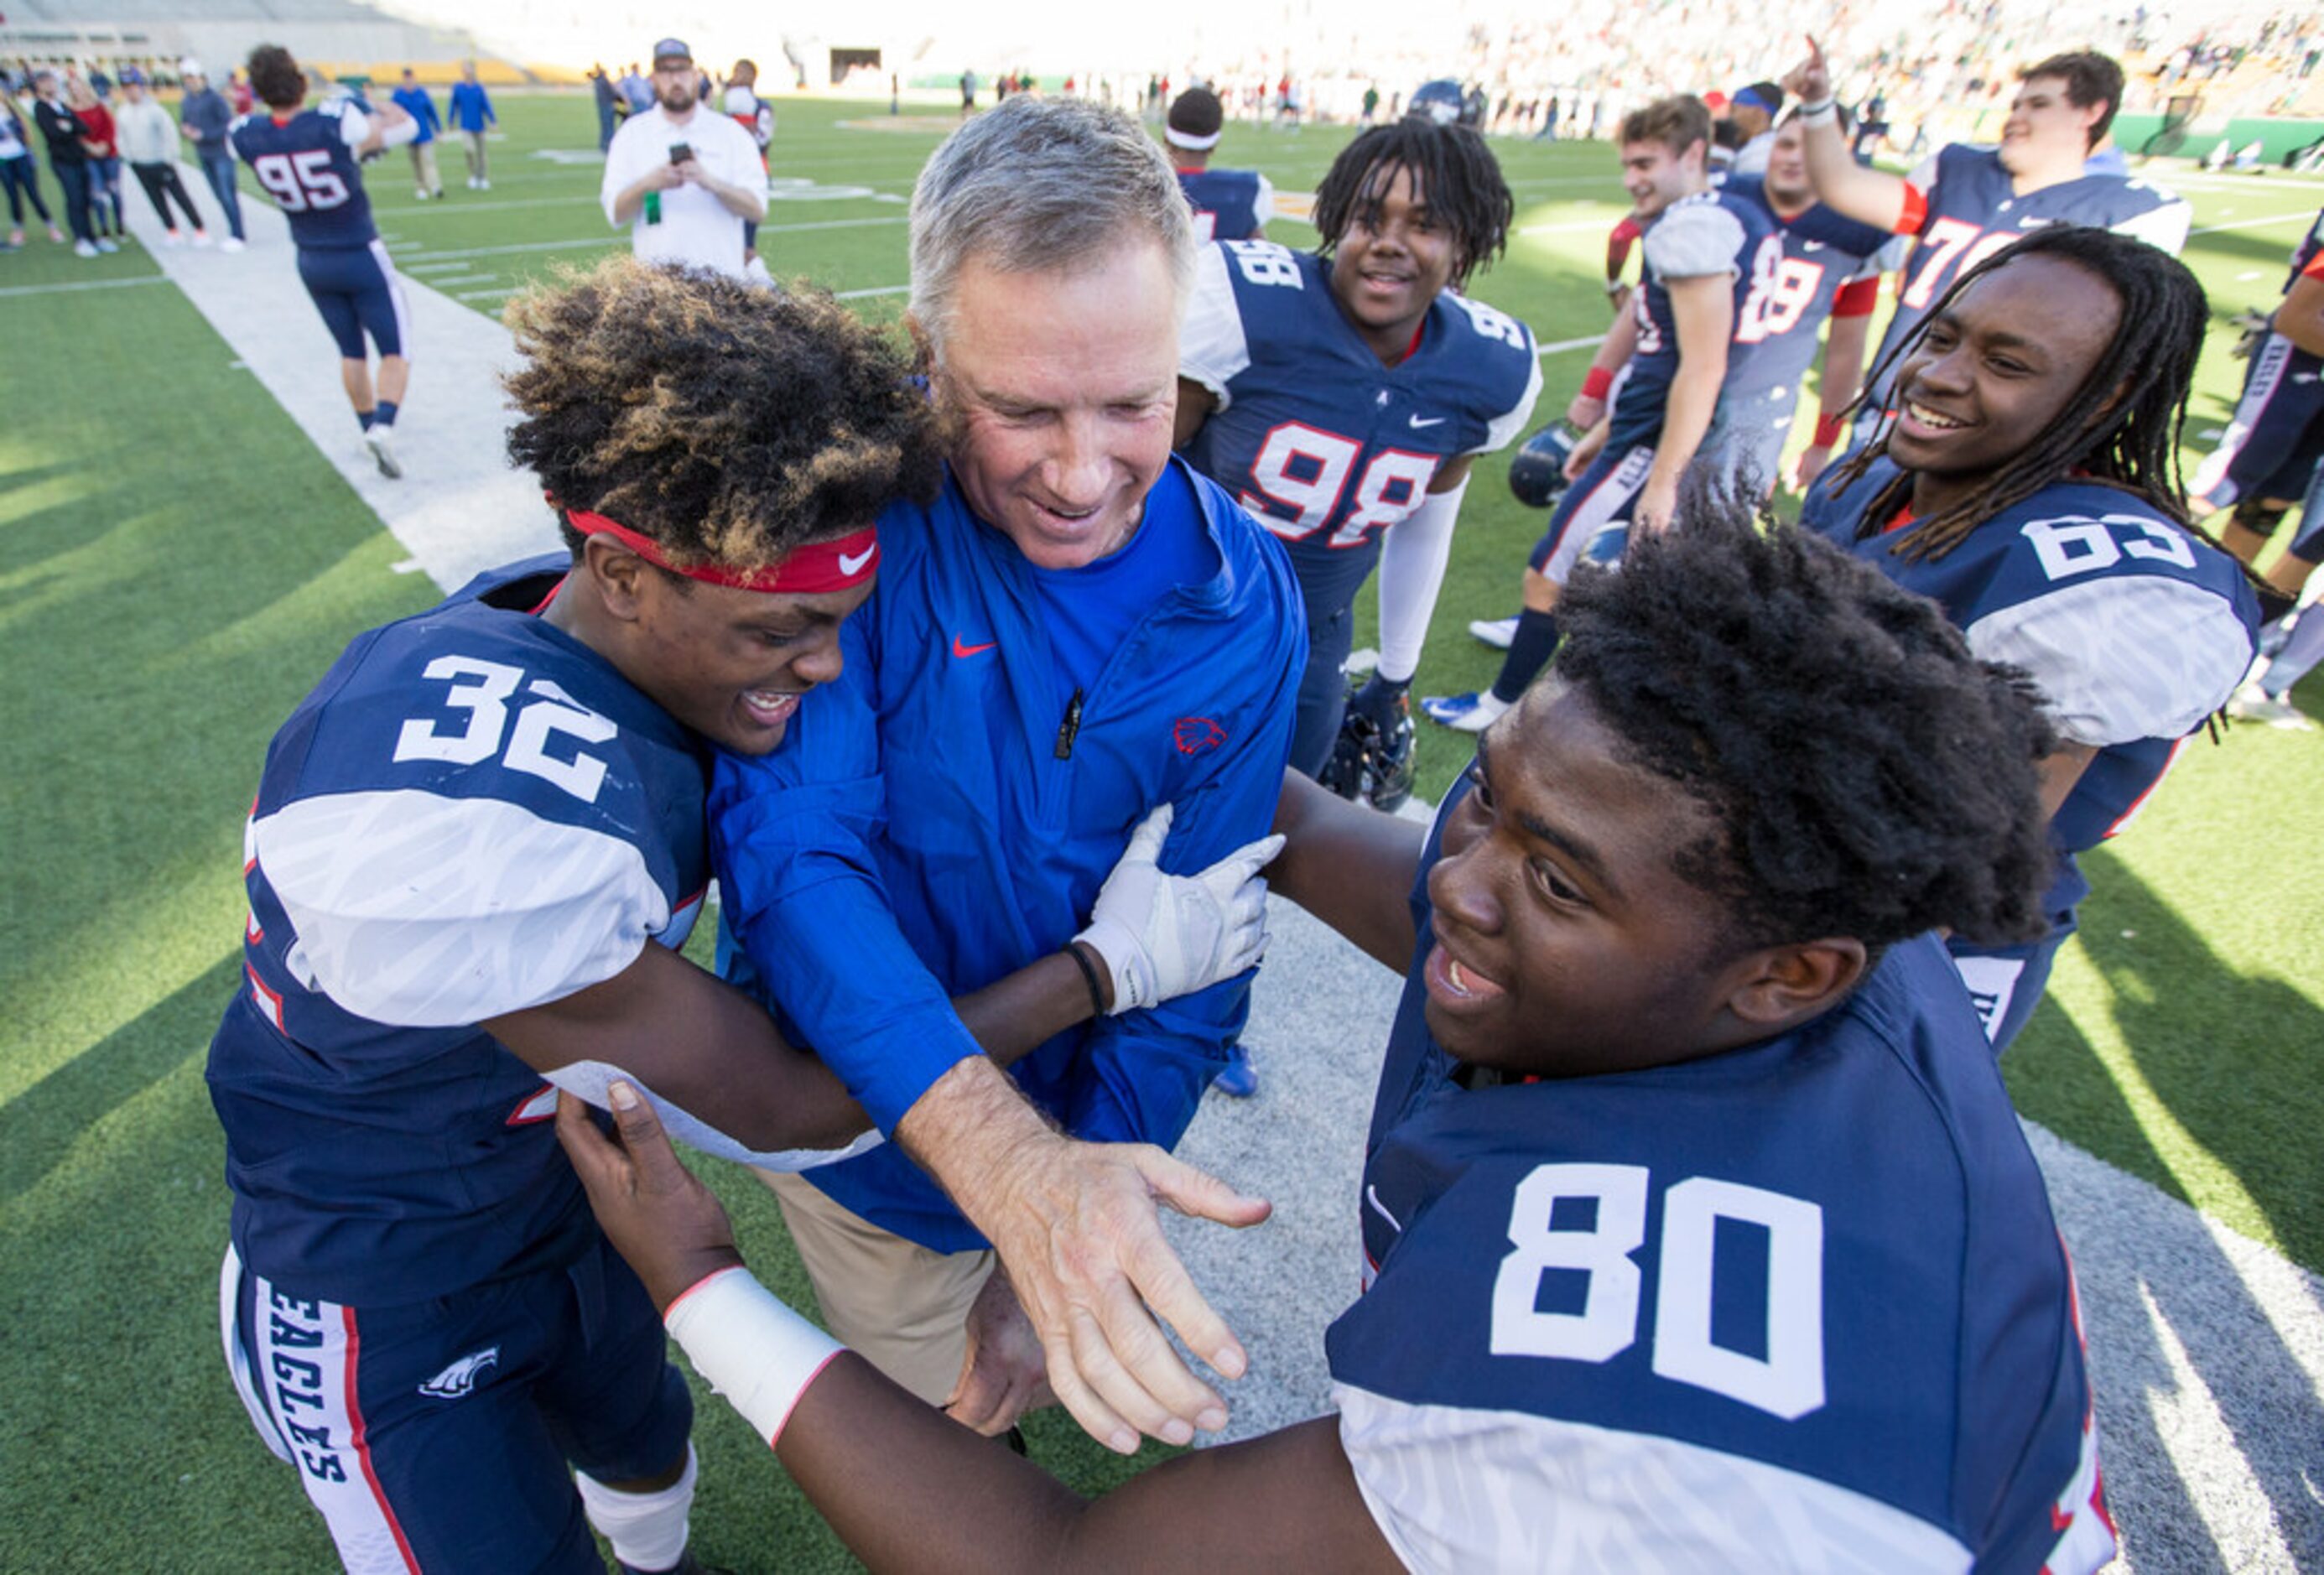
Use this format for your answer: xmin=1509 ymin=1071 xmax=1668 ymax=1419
xmin=1211 ymin=1043 xmax=1260 ymax=1098
xmin=1420 ymin=690 xmax=1510 ymax=733
xmin=364 ymin=429 xmax=403 ymax=480
xmin=1320 ymin=677 xmax=1417 ymax=812
xmin=1506 ymin=420 xmax=1581 ymax=508
xmin=1468 ymin=616 xmax=1518 ymax=650
xmin=2227 ymin=681 xmax=2311 ymax=730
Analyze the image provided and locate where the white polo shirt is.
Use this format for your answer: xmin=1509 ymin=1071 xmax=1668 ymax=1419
xmin=600 ymin=101 xmax=766 ymax=279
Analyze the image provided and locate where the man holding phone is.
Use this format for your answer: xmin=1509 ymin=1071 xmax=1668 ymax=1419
xmin=601 ymin=36 xmax=767 ymax=281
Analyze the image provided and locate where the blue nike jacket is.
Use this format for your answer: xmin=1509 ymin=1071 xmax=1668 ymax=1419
xmin=710 ymin=457 xmax=1306 ymax=1250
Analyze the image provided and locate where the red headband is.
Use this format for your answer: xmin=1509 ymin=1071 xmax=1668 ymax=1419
xmin=562 ymin=505 xmax=879 ymax=595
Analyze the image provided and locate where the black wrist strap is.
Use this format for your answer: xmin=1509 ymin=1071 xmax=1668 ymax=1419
xmin=1065 ymin=941 xmax=1109 ymax=1016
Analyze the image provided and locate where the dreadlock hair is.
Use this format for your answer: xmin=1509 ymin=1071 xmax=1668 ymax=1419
xmin=1312 ymin=118 xmax=1514 ymax=288
xmin=1829 ymin=225 xmax=2208 ymax=562
xmin=1551 ymin=476 xmax=2059 ymax=954
xmin=246 ymin=44 xmax=304 ymax=111
xmin=502 ymin=257 xmax=941 ymax=576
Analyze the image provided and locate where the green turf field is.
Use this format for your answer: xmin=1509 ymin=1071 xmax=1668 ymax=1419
xmin=3 ymin=91 xmax=2319 ymax=1571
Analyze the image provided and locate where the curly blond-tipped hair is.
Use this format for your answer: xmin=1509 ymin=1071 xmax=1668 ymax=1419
xmin=502 ymin=257 xmax=940 ymax=572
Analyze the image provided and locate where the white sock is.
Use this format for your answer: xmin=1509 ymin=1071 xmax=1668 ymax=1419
xmin=575 ymin=1442 xmax=696 ymax=1572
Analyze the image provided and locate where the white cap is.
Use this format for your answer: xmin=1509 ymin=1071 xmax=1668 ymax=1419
xmin=179 ymin=57 xmax=205 ymax=76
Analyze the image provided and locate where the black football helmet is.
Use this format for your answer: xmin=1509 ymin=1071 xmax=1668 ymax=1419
xmin=1320 ymin=678 xmax=1417 ymax=812
xmin=1507 ymin=420 xmax=1580 ymax=508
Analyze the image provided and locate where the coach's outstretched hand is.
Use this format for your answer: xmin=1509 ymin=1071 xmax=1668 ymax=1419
xmin=554 ymin=1086 xmax=743 ymax=1313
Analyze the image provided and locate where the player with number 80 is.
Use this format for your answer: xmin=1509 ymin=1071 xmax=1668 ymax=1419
xmin=554 ymin=508 xmax=2122 ymax=1574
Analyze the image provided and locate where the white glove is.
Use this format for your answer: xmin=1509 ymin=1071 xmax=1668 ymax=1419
xmin=1075 ymin=804 xmax=1283 ymax=1014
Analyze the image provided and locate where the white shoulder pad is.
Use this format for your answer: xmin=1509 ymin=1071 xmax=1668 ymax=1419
xmin=1178 ymin=242 xmax=1252 ymax=406
xmin=1965 ymin=574 xmax=2252 ymax=747
xmin=1334 ymin=1383 xmax=1973 ymax=1573
xmin=254 ymin=789 xmax=668 ymax=1026
xmin=2108 ymin=193 xmax=2191 ymax=257
xmin=1644 ymin=201 xmax=1747 ymax=280
xmin=1477 ymin=351 xmax=1543 ymax=455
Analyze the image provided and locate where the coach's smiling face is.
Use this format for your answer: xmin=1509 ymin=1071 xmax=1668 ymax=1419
xmin=927 ymin=239 xmax=1182 ymax=570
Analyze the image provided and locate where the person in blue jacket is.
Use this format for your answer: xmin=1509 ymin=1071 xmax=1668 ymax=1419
xmin=389 ymin=66 xmax=443 ymax=199
xmin=711 ymin=95 xmax=1307 ymax=1442
xmin=447 ymin=60 xmax=495 ymax=190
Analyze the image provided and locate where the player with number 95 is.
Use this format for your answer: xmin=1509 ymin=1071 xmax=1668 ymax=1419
xmin=230 ymin=44 xmax=422 ymax=480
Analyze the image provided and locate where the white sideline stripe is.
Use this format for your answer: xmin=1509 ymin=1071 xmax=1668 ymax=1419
xmin=398 ymin=215 xmax=909 ymax=264
xmin=119 ymin=159 xmax=557 ymax=594
xmin=2136 ymin=1281 xmax=2302 ymax=1571
xmin=1536 ymin=334 xmax=1601 ymax=357
xmin=0 ymin=273 xmax=173 ymax=299
xmin=834 ymin=283 xmax=910 ymax=299
xmin=2188 ymin=211 xmax=2319 ymax=237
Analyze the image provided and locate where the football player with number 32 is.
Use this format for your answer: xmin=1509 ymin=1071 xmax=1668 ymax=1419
xmin=1175 ymin=117 xmax=1541 ymax=795
xmin=205 ymin=260 xmax=1279 ymax=1575
xmin=231 ymin=44 xmax=419 ymax=479
xmin=559 ymin=508 xmax=2120 ymax=1575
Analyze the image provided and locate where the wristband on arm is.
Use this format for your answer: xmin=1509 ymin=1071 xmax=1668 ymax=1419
xmin=665 ymin=1266 xmax=844 ymax=1448
xmin=1581 ymin=366 xmax=1614 ymax=401
xmin=1812 ymin=412 xmax=1848 ymax=448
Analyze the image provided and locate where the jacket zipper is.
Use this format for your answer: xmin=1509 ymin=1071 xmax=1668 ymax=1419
xmin=1054 ymin=687 xmax=1084 ymax=760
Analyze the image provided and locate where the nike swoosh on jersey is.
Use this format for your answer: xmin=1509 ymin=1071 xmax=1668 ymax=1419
xmin=839 ymin=545 xmax=876 ymax=576
xmin=1408 ymin=415 xmax=1448 ymax=429
xmin=952 ymin=634 xmax=999 ymax=658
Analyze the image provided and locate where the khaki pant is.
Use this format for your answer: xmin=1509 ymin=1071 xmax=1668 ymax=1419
xmin=461 ymin=129 xmax=489 ymax=182
xmin=759 ymin=1169 xmax=996 ymax=1406
xmin=407 ymin=141 xmax=439 ymax=194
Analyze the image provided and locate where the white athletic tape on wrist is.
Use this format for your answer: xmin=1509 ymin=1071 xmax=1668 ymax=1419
xmin=665 ymin=1266 xmax=843 ymax=1447
xmin=1799 ymin=99 xmax=1838 ymax=125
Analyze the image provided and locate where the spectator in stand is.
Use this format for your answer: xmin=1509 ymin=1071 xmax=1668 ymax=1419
xmin=112 ymin=67 xmax=207 ymax=245
xmin=68 ymin=75 xmax=123 ymax=246
xmin=600 ymin=37 xmax=765 ymax=281
xmin=590 ymin=62 xmax=617 ymax=151
xmin=391 ymin=67 xmax=444 ymax=200
xmin=177 ymin=61 xmax=244 ymax=249
xmin=0 ymin=80 xmax=64 ymax=248
xmin=30 ymin=70 xmax=103 ymax=255
xmin=447 ymin=60 xmax=495 ymax=190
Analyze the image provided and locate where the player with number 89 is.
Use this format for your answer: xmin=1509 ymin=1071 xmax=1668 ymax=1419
xmin=230 ymin=44 xmax=420 ymax=479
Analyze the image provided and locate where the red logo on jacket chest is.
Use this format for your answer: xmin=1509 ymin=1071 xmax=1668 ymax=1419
xmin=1172 ymin=716 xmax=1226 ymax=755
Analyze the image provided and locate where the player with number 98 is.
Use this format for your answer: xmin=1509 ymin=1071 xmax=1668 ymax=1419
xmin=557 ymin=502 xmax=2120 ymax=1573
xmin=205 ymin=258 xmax=1282 ymax=1575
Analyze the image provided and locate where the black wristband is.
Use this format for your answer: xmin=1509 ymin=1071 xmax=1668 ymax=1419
xmin=1065 ymin=941 xmax=1109 ymax=1016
